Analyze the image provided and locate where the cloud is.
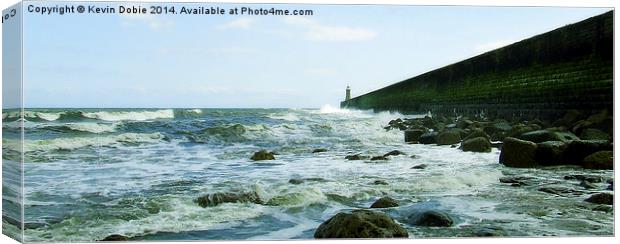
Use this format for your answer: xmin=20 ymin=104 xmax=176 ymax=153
xmin=475 ymin=39 xmax=516 ymax=53
xmin=282 ymin=16 xmax=376 ymax=42
xmin=217 ymin=17 xmax=254 ymax=30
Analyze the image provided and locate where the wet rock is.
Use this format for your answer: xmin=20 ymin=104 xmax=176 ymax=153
xmin=195 ymin=191 xmax=262 ymax=207
xmin=563 ymin=140 xmax=612 ymax=165
xmin=418 ymin=132 xmax=438 ymax=144
xmin=461 ymin=137 xmax=492 ymax=153
xmin=485 ymin=122 xmax=512 ymax=135
xmin=251 ymin=150 xmax=275 ymax=161
xmin=372 ymin=180 xmax=389 ymax=185
xmin=591 ymin=205 xmax=613 ymax=212
xmin=370 ymin=156 xmax=388 ymax=161
xmin=100 ymin=234 xmax=129 ymax=241
xmin=499 ymin=176 xmax=532 ymax=185
xmin=538 ymin=186 xmax=576 ymax=195
xmin=410 ymin=155 xmax=419 ymax=159
xmin=535 ymin=141 xmax=568 ymax=166
xmin=582 ymin=151 xmax=613 ymax=170
xmin=506 ymin=124 xmax=537 ymax=138
xmin=411 ymin=164 xmax=427 ymax=169
xmin=406 ymin=210 xmax=454 ymax=227
xmin=384 ymin=150 xmax=405 ymax=157
xmin=437 ymin=129 xmax=462 ymax=145
xmin=345 ymin=154 xmax=367 ymax=160
xmin=519 ymin=130 xmax=579 ymax=143
xmin=314 ymin=210 xmax=408 ymax=238
xmin=463 ymin=129 xmax=491 ymax=141
xmin=579 ymin=128 xmax=611 ymax=141
xmin=499 ymin=137 xmax=537 ymax=168
xmin=312 ymin=148 xmax=328 ymax=153
xmin=405 ymin=129 xmax=427 ymax=143
xmin=385 ymin=118 xmax=407 ymax=131
xmin=552 ymin=110 xmax=583 ymax=128
xmin=289 ymin=179 xmax=305 ymax=185
xmin=584 ymin=193 xmax=613 ymax=205
xmin=370 ymin=197 xmax=399 ymax=208
xmin=473 ymin=227 xmax=506 ymax=237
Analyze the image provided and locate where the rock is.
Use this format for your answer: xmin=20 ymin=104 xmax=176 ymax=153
xmin=370 ymin=197 xmax=399 ymax=208
xmin=345 ymin=154 xmax=367 ymax=160
xmin=100 ymin=234 xmax=129 ymax=241
xmin=563 ymin=140 xmax=613 ymax=165
xmin=591 ymin=205 xmax=613 ymax=212
xmin=384 ymin=150 xmax=405 ymax=157
xmin=463 ymin=129 xmax=490 ymax=141
xmin=406 ymin=210 xmax=454 ymax=227
xmin=372 ymin=180 xmax=389 ymax=185
xmin=473 ymin=227 xmax=505 ymax=237
xmin=312 ymin=148 xmax=328 ymax=153
xmin=195 ymin=191 xmax=262 ymax=207
xmin=314 ymin=210 xmax=409 ymax=238
xmin=538 ymin=187 xmax=576 ymax=195
xmin=418 ymin=132 xmax=438 ymax=144
xmin=519 ymin=130 xmax=579 ymax=143
xmin=289 ymin=179 xmax=305 ymax=185
xmin=579 ymin=180 xmax=597 ymax=189
xmin=437 ymin=129 xmax=462 ymax=145
xmin=457 ymin=119 xmax=473 ymax=129
xmin=251 ymin=150 xmax=275 ymax=161
xmin=485 ymin=122 xmax=512 ymax=135
xmin=411 ymin=164 xmax=427 ymax=169
xmin=584 ymin=193 xmax=613 ymax=205
xmin=552 ymin=110 xmax=583 ymax=127
xmin=579 ymin=128 xmax=611 ymax=141
xmin=499 ymin=137 xmax=538 ymax=168
xmin=385 ymin=118 xmax=407 ymax=131
xmin=534 ymin=141 xmax=568 ymax=166
xmin=461 ymin=137 xmax=492 ymax=152
xmin=499 ymin=176 xmax=532 ymax=185
xmin=370 ymin=156 xmax=388 ymax=161
xmin=506 ymin=124 xmax=537 ymax=138
xmin=405 ymin=129 xmax=427 ymax=143
xmin=582 ymin=151 xmax=613 ymax=170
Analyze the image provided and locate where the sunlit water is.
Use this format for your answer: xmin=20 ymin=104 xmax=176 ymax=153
xmin=1 ymin=106 xmax=613 ymax=241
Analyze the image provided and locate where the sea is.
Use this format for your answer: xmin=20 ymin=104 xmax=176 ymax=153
xmin=1 ymin=106 xmax=613 ymax=241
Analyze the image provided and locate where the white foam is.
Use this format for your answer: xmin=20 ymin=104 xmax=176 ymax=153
xmin=64 ymin=123 xmax=117 ymax=133
xmin=21 ymin=132 xmax=165 ymax=152
xmin=83 ymin=109 xmax=174 ymax=121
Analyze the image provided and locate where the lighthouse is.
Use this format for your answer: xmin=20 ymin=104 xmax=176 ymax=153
xmin=345 ymin=86 xmax=351 ymax=101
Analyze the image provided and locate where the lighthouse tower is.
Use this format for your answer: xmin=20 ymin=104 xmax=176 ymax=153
xmin=345 ymin=86 xmax=351 ymax=101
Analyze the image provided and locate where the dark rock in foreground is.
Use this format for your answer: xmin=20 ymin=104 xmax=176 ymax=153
xmin=519 ymin=130 xmax=579 ymax=143
xmin=579 ymin=128 xmax=611 ymax=141
xmin=251 ymin=150 xmax=275 ymax=161
xmin=345 ymin=154 xmax=367 ymax=160
xmin=411 ymin=164 xmax=428 ymax=169
xmin=584 ymin=193 xmax=613 ymax=205
xmin=314 ymin=210 xmax=408 ymax=238
xmin=405 ymin=129 xmax=427 ymax=143
xmin=563 ymin=140 xmax=612 ymax=165
xmin=406 ymin=210 xmax=454 ymax=227
xmin=384 ymin=150 xmax=405 ymax=157
xmin=195 ymin=191 xmax=262 ymax=207
xmin=418 ymin=132 xmax=438 ymax=144
xmin=370 ymin=197 xmax=399 ymax=208
xmin=372 ymin=180 xmax=389 ymax=185
xmin=370 ymin=156 xmax=388 ymax=161
xmin=461 ymin=137 xmax=491 ymax=152
xmin=582 ymin=151 xmax=613 ymax=170
xmin=312 ymin=148 xmax=328 ymax=153
xmin=437 ymin=129 xmax=461 ymax=145
xmin=535 ymin=141 xmax=568 ymax=166
xmin=289 ymin=179 xmax=305 ymax=185
xmin=499 ymin=137 xmax=537 ymax=168
xmin=100 ymin=234 xmax=129 ymax=241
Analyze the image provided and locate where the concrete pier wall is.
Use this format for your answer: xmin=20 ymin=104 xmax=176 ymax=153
xmin=341 ymin=11 xmax=613 ymax=120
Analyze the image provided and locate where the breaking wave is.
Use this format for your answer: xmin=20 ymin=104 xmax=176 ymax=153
xmin=18 ymin=133 xmax=166 ymax=152
xmin=82 ymin=109 xmax=174 ymax=121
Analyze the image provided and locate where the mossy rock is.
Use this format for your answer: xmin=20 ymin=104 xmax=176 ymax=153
xmin=314 ymin=210 xmax=409 ymax=238
xmin=370 ymin=197 xmax=399 ymax=208
xmin=437 ymin=129 xmax=462 ymax=145
xmin=499 ymin=137 xmax=537 ymax=168
xmin=251 ymin=150 xmax=275 ymax=161
xmin=461 ymin=137 xmax=492 ymax=152
xmin=582 ymin=151 xmax=613 ymax=170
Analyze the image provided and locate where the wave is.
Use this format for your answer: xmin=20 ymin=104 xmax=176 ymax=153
xmin=267 ymin=113 xmax=300 ymax=122
xmin=82 ymin=109 xmax=174 ymax=121
xmin=42 ymin=123 xmax=117 ymax=134
xmin=187 ymin=124 xmax=272 ymax=143
xmin=16 ymin=133 xmax=166 ymax=152
xmin=3 ymin=111 xmax=64 ymax=122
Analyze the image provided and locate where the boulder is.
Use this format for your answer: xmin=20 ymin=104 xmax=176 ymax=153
xmin=411 ymin=164 xmax=428 ymax=169
xmin=563 ymin=174 xmax=604 ymax=183
xmin=314 ymin=210 xmax=409 ymax=238
xmin=100 ymin=234 xmax=129 ymax=241
xmin=312 ymin=148 xmax=328 ymax=153
xmin=535 ymin=141 xmax=568 ymax=166
xmin=251 ymin=150 xmax=275 ymax=161
xmin=370 ymin=156 xmax=388 ymax=161
xmin=461 ymin=137 xmax=492 ymax=153
xmin=579 ymin=128 xmax=611 ymax=141
xmin=372 ymin=180 xmax=389 ymax=185
xmin=437 ymin=129 xmax=462 ymax=145
xmin=418 ymin=132 xmax=438 ymax=144
xmin=406 ymin=210 xmax=453 ymax=227
xmin=370 ymin=197 xmax=399 ymax=208
xmin=463 ymin=129 xmax=490 ymax=141
xmin=384 ymin=150 xmax=405 ymax=157
xmin=499 ymin=137 xmax=537 ymax=168
xmin=552 ymin=110 xmax=583 ymax=127
xmin=195 ymin=191 xmax=262 ymax=207
xmin=484 ymin=122 xmax=512 ymax=136
xmin=519 ymin=130 xmax=579 ymax=143
xmin=289 ymin=179 xmax=305 ymax=185
xmin=345 ymin=154 xmax=368 ymax=160
xmin=582 ymin=151 xmax=613 ymax=170
xmin=404 ymin=129 xmax=427 ymax=143
xmin=538 ymin=186 xmax=576 ymax=195
xmin=563 ymin=140 xmax=613 ymax=165
xmin=584 ymin=193 xmax=613 ymax=205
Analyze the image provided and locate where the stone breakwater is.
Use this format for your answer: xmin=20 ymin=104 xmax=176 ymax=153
xmin=341 ymin=11 xmax=613 ymax=120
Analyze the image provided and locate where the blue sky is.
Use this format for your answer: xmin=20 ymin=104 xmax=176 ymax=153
xmin=20 ymin=2 xmax=610 ymax=108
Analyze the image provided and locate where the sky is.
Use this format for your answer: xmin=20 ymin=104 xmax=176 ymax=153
xmin=17 ymin=2 xmax=611 ymax=108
